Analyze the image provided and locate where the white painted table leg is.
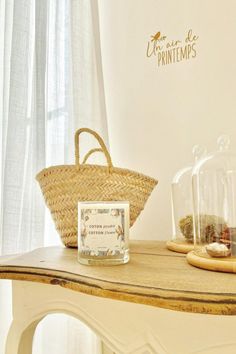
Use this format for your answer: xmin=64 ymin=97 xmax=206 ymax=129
xmin=6 ymin=319 xmax=41 ymax=354
xmin=5 ymin=280 xmax=236 ymax=354
xmin=5 ymin=281 xmax=44 ymax=354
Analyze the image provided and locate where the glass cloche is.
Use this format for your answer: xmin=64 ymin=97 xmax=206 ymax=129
xmin=187 ymin=136 xmax=236 ymax=273
xmin=167 ymin=145 xmax=206 ymax=253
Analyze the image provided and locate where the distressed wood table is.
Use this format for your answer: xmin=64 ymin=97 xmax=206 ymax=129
xmin=1 ymin=241 xmax=236 ymax=354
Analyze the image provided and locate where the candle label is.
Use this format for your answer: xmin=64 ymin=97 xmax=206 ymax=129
xmin=78 ymin=202 xmax=129 ymax=257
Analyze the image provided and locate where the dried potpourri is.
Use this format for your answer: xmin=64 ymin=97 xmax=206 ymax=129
xmin=179 ymin=214 xmax=228 ymax=243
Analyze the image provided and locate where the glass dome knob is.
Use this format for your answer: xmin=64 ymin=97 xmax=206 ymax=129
xmin=217 ymin=135 xmax=230 ymax=152
xmin=192 ymin=144 xmax=206 ymax=162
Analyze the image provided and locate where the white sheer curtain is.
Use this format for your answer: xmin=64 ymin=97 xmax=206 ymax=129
xmin=0 ymin=0 xmax=108 ymax=353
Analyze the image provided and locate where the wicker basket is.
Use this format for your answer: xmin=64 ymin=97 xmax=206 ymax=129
xmin=36 ymin=128 xmax=158 ymax=247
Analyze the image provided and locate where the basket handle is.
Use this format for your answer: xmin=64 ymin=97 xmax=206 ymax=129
xmin=75 ymin=128 xmax=113 ymax=170
xmin=82 ymin=148 xmax=103 ymax=164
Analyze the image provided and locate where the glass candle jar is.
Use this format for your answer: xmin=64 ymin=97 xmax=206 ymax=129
xmin=78 ymin=201 xmax=130 ymax=265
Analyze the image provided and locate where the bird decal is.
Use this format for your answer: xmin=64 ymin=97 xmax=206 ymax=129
xmin=151 ymin=31 xmax=161 ymax=42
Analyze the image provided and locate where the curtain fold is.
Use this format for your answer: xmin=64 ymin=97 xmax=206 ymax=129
xmin=0 ymin=0 xmax=108 ymax=352
xmin=1 ymin=0 xmax=44 ymax=254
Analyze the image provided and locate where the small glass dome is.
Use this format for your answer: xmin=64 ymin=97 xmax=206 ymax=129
xmin=167 ymin=145 xmax=206 ymax=253
xmin=191 ymin=135 xmax=236 ymax=262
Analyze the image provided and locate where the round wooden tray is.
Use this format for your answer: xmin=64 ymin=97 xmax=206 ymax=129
xmin=166 ymin=239 xmax=194 ymax=254
xmin=187 ymin=248 xmax=236 ymax=273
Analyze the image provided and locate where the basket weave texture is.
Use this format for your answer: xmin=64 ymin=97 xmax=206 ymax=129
xmin=36 ymin=128 xmax=158 ymax=247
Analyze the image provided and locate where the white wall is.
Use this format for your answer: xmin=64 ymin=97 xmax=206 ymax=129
xmin=98 ymin=0 xmax=236 ymax=240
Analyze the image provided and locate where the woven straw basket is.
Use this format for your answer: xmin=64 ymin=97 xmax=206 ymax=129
xmin=36 ymin=128 xmax=158 ymax=247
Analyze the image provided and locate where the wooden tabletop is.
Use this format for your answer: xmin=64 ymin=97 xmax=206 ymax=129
xmin=0 ymin=241 xmax=236 ymax=315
